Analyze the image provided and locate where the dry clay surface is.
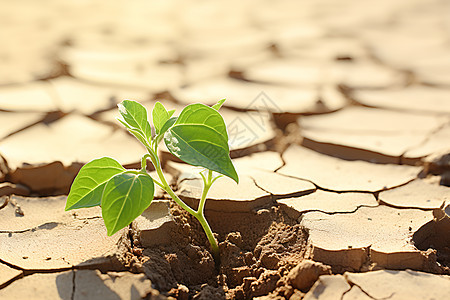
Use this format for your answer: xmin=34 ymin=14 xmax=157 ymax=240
xmin=1 ymin=0 xmax=450 ymax=299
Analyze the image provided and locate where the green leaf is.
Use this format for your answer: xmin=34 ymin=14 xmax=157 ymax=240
xmin=152 ymin=102 xmax=170 ymax=134
xmin=155 ymin=116 xmax=178 ymax=146
xmin=164 ymin=104 xmax=238 ymax=183
xmin=117 ymin=118 xmax=148 ymax=147
xmin=211 ymin=99 xmax=226 ymax=110
xmin=160 ymin=117 xmax=177 ymax=134
xmin=65 ymin=157 xmax=125 ymax=211
xmin=118 ymin=100 xmax=152 ymax=145
xmin=167 ymin=109 xmax=176 ymax=118
xmin=101 ymin=171 xmax=155 ymax=236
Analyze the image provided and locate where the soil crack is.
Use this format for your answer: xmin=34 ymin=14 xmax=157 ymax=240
xmin=373 ymin=178 xmax=418 ymax=196
xmin=378 ymin=198 xmax=444 ymax=212
xmin=0 ymin=258 xmax=23 ymax=273
xmin=250 ymin=176 xmax=315 ymax=201
xmin=346 ymin=279 xmax=395 ymax=300
xmin=0 ymin=195 xmax=8 ymax=210
xmin=340 ymin=286 xmax=353 ymax=300
xmin=299 ymin=203 xmax=380 ymax=216
xmin=0 ymin=221 xmax=62 ymax=234
xmin=249 ymin=177 xmax=271 ymax=195
xmin=273 ymin=171 xmax=387 ymax=195
xmin=72 ymin=215 xmax=102 ymax=221
xmin=0 ymin=257 xmax=74 ymax=291
xmin=401 ymin=119 xmax=450 ymax=164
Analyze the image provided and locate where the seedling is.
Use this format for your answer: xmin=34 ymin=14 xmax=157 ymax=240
xmin=65 ymin=99 xmax=238 ymax=261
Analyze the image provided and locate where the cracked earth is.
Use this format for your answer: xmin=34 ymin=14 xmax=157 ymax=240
xmin=1 ymin=0 xmax=450 ymax=299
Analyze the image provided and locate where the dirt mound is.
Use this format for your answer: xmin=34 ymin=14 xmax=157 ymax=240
xmin=124 ymin=204 xmax=311 ymax=299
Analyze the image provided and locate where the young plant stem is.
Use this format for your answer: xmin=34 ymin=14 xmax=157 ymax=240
xmin=140 ymin=154 xmax=164 ymax=189
xmin=143 ymin=151 xmax=220 ymax=261
xmin=194 ymin=208 xmax=220 ymax=262
xmin=196 ymin=170 xmax=220 ymax=262
xmin=198 ymin=170 xmax=213 ymax=214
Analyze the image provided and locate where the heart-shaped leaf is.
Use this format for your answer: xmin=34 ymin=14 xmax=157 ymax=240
xmin=101 ymin=171 xmax=155 ymax=236
xmin=118 ymin=100 xmax=152 ymax=146
xmin=164 ymin=103 xmax=238 ymax=183
xmin=65 ymin=157 xmax=125 ymax=211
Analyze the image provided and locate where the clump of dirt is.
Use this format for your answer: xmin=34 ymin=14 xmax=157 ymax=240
xmin=122 ymin=203 xmax=313 ymax=299
xmin=123 ymin=204 xmax=217 ymax=293
xmin=413 ymin=211 xmax=450 ymax=273
xmin=219 ymin=222 xmax=308 ymax=299
xmin=286 ymin=260 xmax=332 ymax=292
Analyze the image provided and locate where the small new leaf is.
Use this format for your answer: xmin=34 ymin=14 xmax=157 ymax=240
xmin=167 ymin=109 xmax=175 ymax=118
xmin=65 ymin=157 xmax=125 ymax=211
xmin=101 ymin=171 xmax=155 ymax=236
xmin=152 ymin=102 xmax=171 ymax=134
xmin=118 ymin=100 xmax=152 ymax=145
xmin=160 ymin=117 xmax=177 ymax=134
xmin=155 ymin=116 xmax=178 ymax=146
xmin=211 ymin=99 xmax=226 ymax=110
xmin=164 ymin=103 xmax=238 ymax=183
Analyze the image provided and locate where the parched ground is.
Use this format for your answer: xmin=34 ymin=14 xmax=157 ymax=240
xmin=1 ymin=0 xmax=450 ymax=299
